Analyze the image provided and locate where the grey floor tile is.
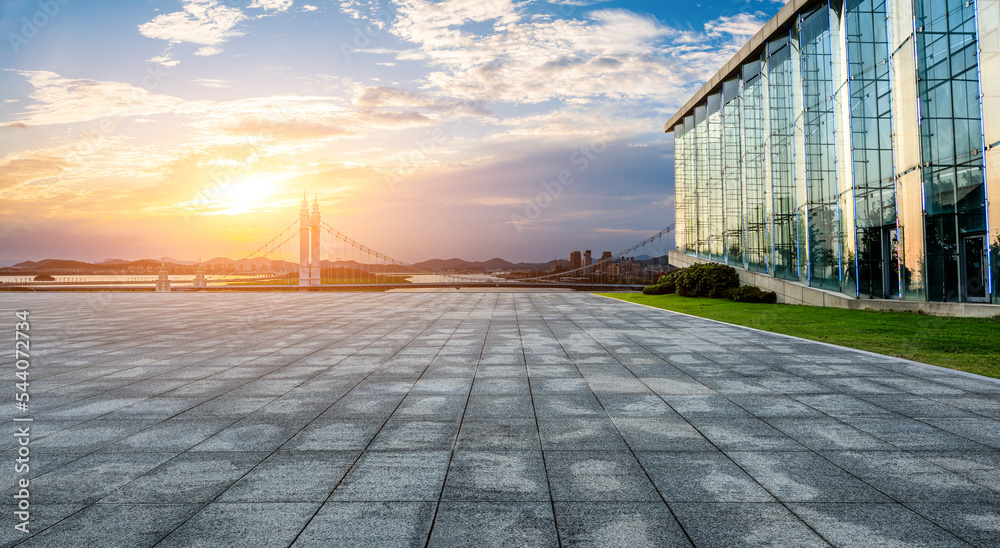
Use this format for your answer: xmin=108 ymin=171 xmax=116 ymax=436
xmin=729 ymin=451 xmax=890 ymax=503
xmin=554 ymin=502 xmax=692 ymax=547
xmin=15 ymin=503 xmax=200 ymax=548
xmin=442 ymin=450 xmax=549 ymax=501
xmin=293 ymin=501 xmax=435 ymax=547
xmin=428 ymin=501 xmax=558 ymax=547
xmin=686 ymin=417 xmax=805 ymax=451
xmin=671 ymin=503 xmax=829 ymax=547
xmin=538 ymin=417 xmax=629 ymax=450
xmin=822 ymin=451 xmax=1000 ymax=504
xmin=766 ymin=418 xmax=896 ymax=451
xmin=331 ymin=451 xmax=450 ymax=501
xmin=218 ymin=450 xmax=357 ymax=502
xmin=369 ymin=420 xmax=460 ymax=451
xmin=545 ymin=451 xmax=660 ymax=502
xmin=100 ymin=452 xmax=269 ymax=503
xmin=612 ymin=417 xmax=714 ymax=451
xmin=908 ymin=502 xmax=1000 ymax=546
xmin=455 ymin=417 xmax=541 ymax=450
xmin=157 ymin=502 xmax=319 ymax=547
xmin=637 ymin=451 xmax=775 ymax=503
xmin=23 ymin=451 xmax=177 ymax=504
xmin=282 ymin=419 xmax=383 ymax=451
xmin=0 ymin=503 xmax=85 ymax=546
xmin=790 ymin=503 xmax=969 ymax=547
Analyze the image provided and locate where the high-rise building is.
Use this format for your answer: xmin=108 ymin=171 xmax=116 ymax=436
xmin=570 ymin=251 xmax=582 ymax=270
xmin=584 ymin=250 xmax=592 ymax=266
xmin=667 ymin=0 xmax=998 ymax=305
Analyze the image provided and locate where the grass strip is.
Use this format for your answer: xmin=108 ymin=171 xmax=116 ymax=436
xmin=599 ymin=293 xmax=1000 ymax=379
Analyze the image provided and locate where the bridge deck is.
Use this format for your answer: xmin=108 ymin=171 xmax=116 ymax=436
xmin=3 ymin=292 xmax=998 ymax=547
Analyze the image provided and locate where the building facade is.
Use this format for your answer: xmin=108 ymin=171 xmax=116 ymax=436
xmin=667 ymin=0 xmax=998 ymax=304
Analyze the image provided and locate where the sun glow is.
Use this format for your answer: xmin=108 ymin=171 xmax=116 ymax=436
xmin=188 ymin=172 xmax=295 ymax=216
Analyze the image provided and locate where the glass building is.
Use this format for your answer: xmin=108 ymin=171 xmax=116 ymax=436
xmin=667 ymin=0 xmax=999 ymax=304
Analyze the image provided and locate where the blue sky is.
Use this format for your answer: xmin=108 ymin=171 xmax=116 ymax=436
xmin=0 ymin=0 xmax=784 ymax=263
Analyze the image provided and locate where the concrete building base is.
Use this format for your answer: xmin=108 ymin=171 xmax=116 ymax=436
xmin=668 ymin=251 xmax=999 ymax=318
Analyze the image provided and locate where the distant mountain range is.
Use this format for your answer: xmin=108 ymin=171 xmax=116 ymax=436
xmin=5 ymin=256 xmax=553 ymax=273
xmin=411 ymin=257 xmax=551 ymax=272
xmin=5 ymin=255 xmax=671 ymax=273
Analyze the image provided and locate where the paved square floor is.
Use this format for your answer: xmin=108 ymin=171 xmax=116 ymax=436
xmin=2 ymin=292 xmax=999 ymax=547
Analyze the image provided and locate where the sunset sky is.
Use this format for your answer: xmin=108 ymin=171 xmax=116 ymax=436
xmin=0 ymin=0 xmax=783 ymax=264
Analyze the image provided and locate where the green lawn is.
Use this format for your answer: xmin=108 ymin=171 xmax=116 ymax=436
xmin=599 ymin=293 xmax=1000 ymax=379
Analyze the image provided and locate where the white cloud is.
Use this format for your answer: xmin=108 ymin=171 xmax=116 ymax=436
xmin=327 ymin=0 xmax=768 ymax=117
xmin=147 ymin=53 xmax=180 ymax=67
xmin=138 ymin=0 xmax=298 ymax=63
xmin=193 ymin=78 xmax=232 ymax=88
xmin=194 ymin=45 xmax=223 ymax=56
xmin=547 ymin=0 xmax=606 ymax=5
xmin=138 ymin=0 xmax=247 ymax=48
xmin=6 ymin=71 xmax=184 ymax=126
xmin=704 ymin=12 xmax=769 ymax=40
xmin=302 ymin=4 xmax=318 ymax=11
xmin=249 ymin=0 xmax=294 ymax=12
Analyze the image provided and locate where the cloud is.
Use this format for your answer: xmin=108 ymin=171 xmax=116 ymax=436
xmin=147 ymin=54 xmax=181 ymax=67
xmin=194 ymin=46 xmax=224 ymax=56
xmin=139 ymin=0 xmax=298 ymax=62
xmin=6 ymin=71 xmax=184 ymax=126
xmin=704 ymin=12 xmax=769 ymax=40
xmin=547 ymin=0 xmax=607 ymax=5
xmin=330 ymin=0 xmax=768 ymax=117
xmin=138 ymin=0 xmax=247 ymax=48
xmin=302 ymin=4 xmax=318 ymax=11
xmin=193 ymin=78 xmax=232 ymax=88
xmin=249 ymin=0 xmax=294 ymax=13
xmin=0 ymin=155 xmax=73 ymax=189
xmin=222 ymin=120 xmax=356 ymax=139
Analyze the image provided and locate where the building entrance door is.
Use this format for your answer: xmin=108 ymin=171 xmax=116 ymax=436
xmin=962 ymin=235 xmax=987 ymax=303
xmin=882 ymin=227 xmax=900 ymax=298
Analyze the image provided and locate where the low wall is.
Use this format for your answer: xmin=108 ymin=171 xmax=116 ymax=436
xmin=667 ymin=251 xmax=999 ymax=318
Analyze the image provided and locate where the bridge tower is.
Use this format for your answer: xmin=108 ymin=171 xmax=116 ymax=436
xmin=310 ymin=196 xmax=321 ymax=286
xmin=299 ymin=193 xmax=310 ymax=287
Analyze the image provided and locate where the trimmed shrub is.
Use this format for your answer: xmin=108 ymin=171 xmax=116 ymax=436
xmin=642 ymin=268 xmax=684 ymax=295
xmin=731 ymin=285 xmax=777 ymax=303
xmin=674 ymin=263 xmax=739 ymax=298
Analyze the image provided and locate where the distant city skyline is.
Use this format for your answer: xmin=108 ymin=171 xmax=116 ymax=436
xmin=1 ymin=0 xmax=786 ymax=263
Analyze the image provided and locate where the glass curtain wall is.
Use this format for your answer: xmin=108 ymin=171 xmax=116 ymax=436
xmin=744 ymin=59 xmax=770 ymax=272
xmin=916 ymin=0 xmax=986 ymax=302
xmin=707 ymin=93 xmax=726 ymax=261
xmin=694 ymin=105 xmax=710 ymax=258
xmin=669 ymin=0 xmax=994 ymax=305
xmin=889 ymin=0 xmax=927 ymax=301
xmin=847 ymin=0 xmax=898 ymax=298
xmin=674 ymin=124 xmax=687 ymax=253
xmin=769 ymin=35 xmax=799 ymax=280
xmin=684 ymin=115 xmax=698 ymax=255
xmin=722 ymin=78 xmax=745 ymax=266
xmin=800 ymin=4 xmax=843 ymax=290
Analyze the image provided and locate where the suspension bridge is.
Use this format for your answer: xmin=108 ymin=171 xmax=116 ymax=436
xmin=4 ymin=196 xmax=675 ymax=292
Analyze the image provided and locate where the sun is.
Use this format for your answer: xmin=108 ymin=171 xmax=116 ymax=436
xmin=196 ymin=172 xmax=293 ymax=215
